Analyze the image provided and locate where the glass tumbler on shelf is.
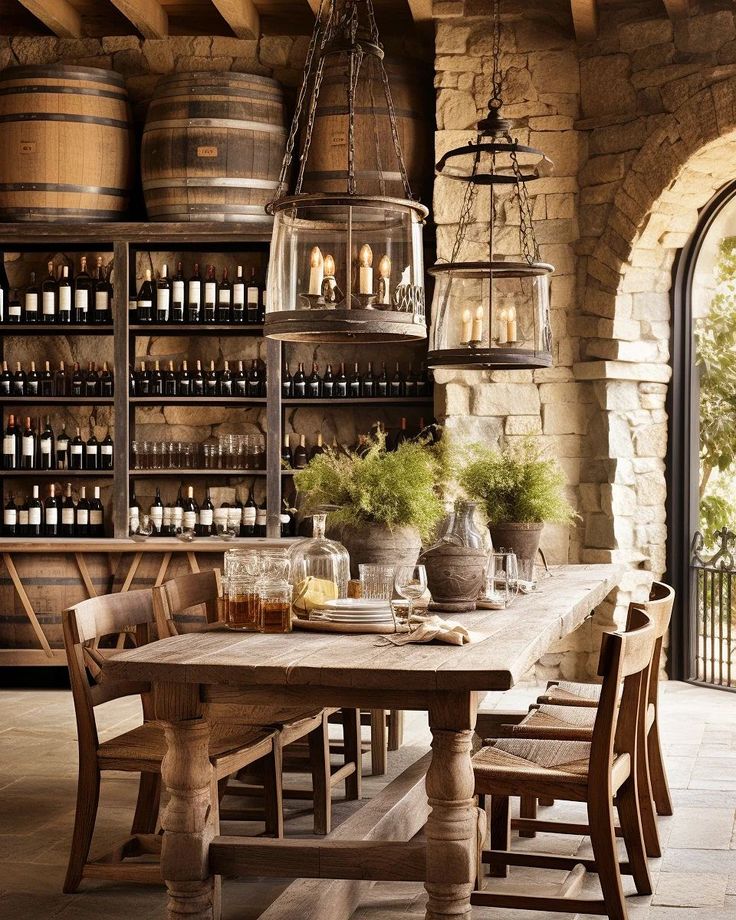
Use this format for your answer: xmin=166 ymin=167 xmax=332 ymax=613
xmin=289 ymin=512 xmax=350 ymax=601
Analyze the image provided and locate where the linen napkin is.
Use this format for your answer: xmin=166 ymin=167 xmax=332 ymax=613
xmin=378 ymin=614 xmax=474 ymax=646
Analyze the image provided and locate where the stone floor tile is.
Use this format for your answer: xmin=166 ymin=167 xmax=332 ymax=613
xmin=666 ymin=807 xmax=735 ymax=849
xmin=652 ymin=872 xmax=728 ymax=907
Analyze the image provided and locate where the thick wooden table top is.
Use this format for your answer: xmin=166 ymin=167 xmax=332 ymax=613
xmin=105 ymin=564 xmax=622 ymax=693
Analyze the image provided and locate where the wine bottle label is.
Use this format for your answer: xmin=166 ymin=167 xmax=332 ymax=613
xmin=233 ymin=283 xmax=245 ymax=305
xmin=28 ymin=507 xmax=41 ymax=525
xmin=4 ymin=510 xmax=16 ymax=525
xmin=128 ymin=507 xmax=139 ymax=519
xmin=128 ymin=298 xmax=137 ymax=314
xmin=242 ymin=507 xmax=257 ymax=526
xmin=173 ymin=507 xmax=183 ymax=526
xmin=75 ymin=290 xmax=88 ymax=311
xmin=162 ymin=507 xmax=173 ymax=524
xmin=183 ymin=511 xmax=197 ymax=530
xmin=86 ymin=445 xmax=97 ymax=455
xmin=279 ymin=514 xmax=291 ymax=525
xmin=22 ymin=437 xmax=34 ymax=456
xmin=62 ymin=508 xmax=75 ymax=525
xmin=76 ymin=509 xmax=89 ymax=525
xmin=18 ymin=510 xmax=29 ymax=526
xmin=138 ymin=299 xmax=152 ymax=309
xmin=205 ymin=282 xmax=216 ymax=305
xmin=188 ymin=282 xmax=201 ymax=304
xmin=101 ymin=445 xmax=113 ymax=455
xmin=247 ymin=286 xmax=259 ymax=304
xmin=227 ymin=508 xmax=242 ymax=528
xmin=25 ymin=294 xmax=38 ymax=311
xmin=150 ymin=507 xmax=163 ymax=522
xmin=42 ymin=292 xmax=55 ymax=315
xmin=3 ymin=435 xmax=15 ymax=453
xmin=199 ymin=509 xmax=213 ymax=526
xmin=95 ymin=292 xmax=108 ymax=311
xmin=58 ymin=442 xmax=68 ymax=453
xmin=172 ymin=280 xmax=184 ymax=305
xmin=90 ymin=510 xmax=103 ymax=525
xmin=218 ymin=289 xmax=231 ymax=304
xmin=157 ymin=289 xmax=170 ymax=313
xmin=9 ymin=305 xmax=21 ymax=317
xmin=40 ymin=440 xmax=51 ymax=454
xmin=59 ymin=288 xmax=71 ymax=312
xmin=45 ymin=508 xmax=58 ymax=525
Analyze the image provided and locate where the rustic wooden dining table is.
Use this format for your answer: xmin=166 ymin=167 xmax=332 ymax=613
xmin=103 ymin=563 xmax=623 ymax=920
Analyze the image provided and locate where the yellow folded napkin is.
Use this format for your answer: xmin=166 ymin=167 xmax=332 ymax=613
xmin=379 ymin=614 xmax=473 ymax=646
xmin=292 ymin=576 xmax=339 ymax=617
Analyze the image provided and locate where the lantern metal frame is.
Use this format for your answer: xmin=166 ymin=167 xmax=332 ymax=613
xmin=263 ymin=0 xmax=427 ymax=344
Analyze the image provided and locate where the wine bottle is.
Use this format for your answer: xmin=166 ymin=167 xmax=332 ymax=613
xmin=136 ymin=361 xmax=150 ymax=397
xmin=94 ymin=256 xmax=112 ymax=324
xmin=335 ymin=362 xmax=348 ymax=398
xmin=235 ymin=360 xmax=247 ymax=397
xmin=85 ymin=418 xmax=99 ymax=471
xmin=187 ymin=263 xmax=202 ymax=323
xmin=404 ymin=363 xmax=416 ymax=398
xmin=150 ymin=487 xmax=164 ymax=536
xmin=258 ymin=271 xmax=267 ymax=324
xmin=182 ymin=486 xmax=198 ymax=534
xmin=137 ymin=268 xmax=154 ymax=323
xmin=220 ymin=360 xmax=233 ymax=397
xmin=309 ymin=431 xmax=325 ymax=460
xmin=173 ymin=484 xmax=184 ymax=534
xmin=27 ymin=485 xmax=42 ymax=538
xmin=0 ymin=361 xmax=10 ymax=396
xmin=255 ymin=500 xmax=267 ymax=538
xmin=377 ymin=361 xmax=389 ymax=397
xmin=293 ymin=362 xmax=306 ymax=399
xmin=282 ymin=362 xmax=293 ymax=399
xmin=390 ymin=361 xmax=404 ymax=398
xmin=75 ymin=256 xmax=92 ymax=324
xmin=128 ymin=487 xmax=140 ymax=535
xmin=164 ymin=360 xmax=177 ymax=397
xmin=241 ymin=488 xmax=256 ymax=538
xmin=58 ymin=265 xmax=72 ymax=324
xmin=56 ymin=424 xmax=70 ymax=470
xmin=193 ymin=360 xmax=205 ymax=397
xmin=393 ymin=416 xmax=410 ymax=451
xmin=172 ymin=261 xmax=185 ymax=323
xmin=205 ymin=360 xmax=218 ymax=398
xmin=150 ymin=360 xmax=163 ymax=397
xmin=349 ymin=361 xmax=361 ymax=398
xmin=199 ymin=488 xmax=214 ymax=537
xmin=85 ymin=362 xmax=100 ymax=398
xmin=100 ymin=361 xmax=114 ymax=397
xmin=3 ymin=493 xmax=17 ymax=537
xmin=178 ymin=360 xmax=192 ymax=397
xmin=293 ymin=434 xmax=308 ymax=470
xmin=61 ymin=483 xmax=75 ymax=537
xmin=40 ymin=361 xmax=54 ymax=397
xmin=26 ymin=361 xmax=40 ymax=397
xmin=247 ymin=360 xmax=261 ymax=398
xmin=39 ymin=417 xmax=54 ymax=470
xmin=70 ymin=362 xmax=84 ymax=398
xmin=90 ymin=487 xmax=104 ymax=538
xmin=100 ymin=427 xmax=114 ymax=470
xmin=20 ymin=417 xmax=35 ymax=470
xmin=75 ymin=486 xmax=90 ymax=537
xmin=156 ymin=263 xmax=171 ymax=323
xmin=24 ymin=271 xmax=39 ymax=323
xmin=41 ymin=260 xmax=57 ymax=324
xmin=322 ymin=363 xmax=335 ymax=399
xmin=362 ymin=360 xmax=376 ymax=398
xmin=217 ymin=267 xmax=232 ymax=323
xmin=12 ymin=361 xmax=26 ymax=397
xmin=18 ymin=496 xmax=29 ymax=537
xmin=3 ymin=414 xmax=17 ymax=470
xmin=246 ymin=267 xmax=259 ymax=325
xmin=128 ymin=278 xmax=137 ymax=324
xmin=69 ymin=427 xmax=84 ymax=470
xmin=44 ymin=484 xmax=59 ymax=537
xmin=232 ymin=265 xmax=245 ymax=323
xmin=7 ymin=289 xmax=21 ymax=324
xmin=281 ymin=433 xmax=292 ymax=468
xmin=54 ymin=361 xmax=68 ymax=397
xmin=0 ymin=252 xmax=7 ymax=324
xmin=417 ymin=363 xmax=430 ymax=397
xmin=307 ymin=362 xmax=322 ymax=399
xmin=204 ymin=265 xmax=217 ymax=323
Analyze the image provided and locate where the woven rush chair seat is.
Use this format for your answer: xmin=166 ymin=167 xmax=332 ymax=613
xmin=540 ymin=680 xmax=603 ymax=706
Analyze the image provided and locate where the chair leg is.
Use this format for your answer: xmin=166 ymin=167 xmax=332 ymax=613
xmin=616 ymin=774 xmax=652 ymax=896
xmin=63 ymin=764 xmax=101 ymax=893
xmin=587 ymin=796 xmax=629 ymax=920
xmin=488 ymin=795 xmax=510 ymax=879
xmin=518 ymin=794 xmax=537 ymax=838
xmin=370 ymin=709 xmax=388 ymax=776
xmin=342 ymin=708 xmax=362 ymax=801
xmin=647 ymin=720 xmax=673 ymax=816
xmin=637 ymin=731 xmax=662 ymax=858
xmin=131 ymin=771 xmax=161 ymax=835
xmin=308 ymin=715 xmax=331 ymax=836
xmin=388 ymin=710 xmax=404 ymax=751
xmin=262 ymin=743 xmax=284 ymax=839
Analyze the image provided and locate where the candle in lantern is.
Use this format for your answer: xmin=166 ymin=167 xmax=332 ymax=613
xmin=461 ymin=308 xmax=472 ymax=344
xmin=471 ymin=305 xmax=483 ymax=343
xmin=309 ymin=246 xmax=324 ymax=296
xmin=324 ymin=253 xmax=336 ymax=279
xmin=378 ymin=255 xmax=391 ymax=305
xmin=507 ymin=304 xmax=518 ymax=343
xmin=497 ymin=306 xmax=509 ymax=345
xmin=359 ymin=244 xmax=374 ymax=294
xmin=322 ymin=253 xmax=337 ymax=302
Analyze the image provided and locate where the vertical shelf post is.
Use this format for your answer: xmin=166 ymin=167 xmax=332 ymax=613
xmin=266 ymin=336 xmax=282 ymax=538
xmin=113 ymin=238 xmax=130 ymax=538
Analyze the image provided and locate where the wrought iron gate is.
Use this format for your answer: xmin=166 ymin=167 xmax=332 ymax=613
xmin=691 ymin=528 xmax=736 ymax=688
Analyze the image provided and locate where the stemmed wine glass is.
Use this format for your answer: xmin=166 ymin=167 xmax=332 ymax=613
xmin=393 ymin=564 xmax=427 ymax=628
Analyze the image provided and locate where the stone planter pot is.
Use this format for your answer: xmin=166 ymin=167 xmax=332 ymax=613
xmin=332 ymin=523 xmax=422 ymax=580
xmin=488 ymin=522 xmax=544 ymax=563
xmin=419 ymin=543 xmax=487 ymax=613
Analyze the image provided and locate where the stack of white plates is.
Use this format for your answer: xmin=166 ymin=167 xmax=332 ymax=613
xmin=316 ymin=598 xmax=394 ymax=625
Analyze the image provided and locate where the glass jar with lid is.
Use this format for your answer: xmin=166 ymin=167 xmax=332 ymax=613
xmin=289 ymin=512 xmax=350 ymax=604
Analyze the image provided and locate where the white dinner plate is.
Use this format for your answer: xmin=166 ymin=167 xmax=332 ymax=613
xmin=319 ymin=612 xmax=395 ymax=624
xmin=322 ymin=599 xmax=392 ymax=613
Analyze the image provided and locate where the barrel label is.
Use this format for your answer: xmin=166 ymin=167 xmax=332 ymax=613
xmin=331 ymin=131 xmax=347 ymax=146
xmin=197 ymin=146 xmax=218 ymax=158
xmin=20 ymin=141 xmax=35 ymax=154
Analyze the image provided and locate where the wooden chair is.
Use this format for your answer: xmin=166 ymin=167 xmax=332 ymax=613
xmin=471 ymin=607 xmax=656 ymax=920
xmin=152 ymin=570 xmax=362 ymax=836
xmin=62 ymin=589 xmax=281 ymax=893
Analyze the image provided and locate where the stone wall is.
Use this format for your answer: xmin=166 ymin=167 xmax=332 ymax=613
xmin=433 ymin=0 xmax=736 ymax=677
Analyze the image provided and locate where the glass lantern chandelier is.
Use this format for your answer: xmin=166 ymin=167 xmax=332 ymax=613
xmin=264 ymin=0 xmax=428 ymax=343
xmin=428 ymin=0 xmax=554 ymax=370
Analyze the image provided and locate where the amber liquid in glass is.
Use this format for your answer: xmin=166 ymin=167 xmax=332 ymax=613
xmin=227 ymin=593 xmax=262 ymax=631
xmin=261 ymin=600 xmax=292 ymax=634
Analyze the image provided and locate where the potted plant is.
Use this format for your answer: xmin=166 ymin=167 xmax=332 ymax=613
xmin=293 ymin=434 xmax=445 ymax=578
xmin=459 ymin=438 xmax=577 ymax=563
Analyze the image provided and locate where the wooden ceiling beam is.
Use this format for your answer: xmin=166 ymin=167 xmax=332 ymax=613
xmin=662 ymin=0 xmax=690 ymax=18
xmin=406 ymin=0 xmax=434 ymax=21
xmin=305 ymin=0 xmax=322 ymax=15
xmin=16 ymin=0 xmax=82 ymax=37
xmin=211 ymin=0 xmax=260 ymax=39
xmin=108 ymin=0 xmax=168 ymax=39
xmin=570 ymin=0 xmax=598 ymax=42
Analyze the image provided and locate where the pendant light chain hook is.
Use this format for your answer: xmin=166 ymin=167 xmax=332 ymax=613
xmin=490 ymin=0 xmax=503 ymax=111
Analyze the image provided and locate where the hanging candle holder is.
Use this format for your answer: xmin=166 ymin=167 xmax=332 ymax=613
xmin=264 ymin=0 xmax=427 ymax=343
xmin=428 ymin=0 xmax=554 ymax=370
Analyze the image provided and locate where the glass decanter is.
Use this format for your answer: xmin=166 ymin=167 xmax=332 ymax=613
xmin=442 ymin=500 xmax=485 ymax=549
xmin=289 ymin=512 xmax=350 ymax=600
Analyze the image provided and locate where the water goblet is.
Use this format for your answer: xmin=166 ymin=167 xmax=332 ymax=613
xmin=393 ymin=564 xmax=427 ymax=628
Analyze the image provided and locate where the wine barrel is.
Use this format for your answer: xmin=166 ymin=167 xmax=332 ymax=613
xmin=301 ymin=57 xmax=434 ymax=201
xmin=141 ymin=72 xmax=287 ymax=222
xmin=0 ymin=65 xmax=134 ymax=222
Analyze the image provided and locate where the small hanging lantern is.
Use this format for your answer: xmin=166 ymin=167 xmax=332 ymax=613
xmin=428 ymin=0 xmax=554 ymax=370
xmin=264 ymin=0 xmax=427 ymax=343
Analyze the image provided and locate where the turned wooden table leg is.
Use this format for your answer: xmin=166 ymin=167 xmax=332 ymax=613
xmin=157 ymin=683 xmax=219 ymax=920
xmin=425 ymin=695 xmax=479 ymax=920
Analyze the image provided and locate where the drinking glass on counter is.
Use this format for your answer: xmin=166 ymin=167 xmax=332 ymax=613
xmin=260 ymin=581 xmax=293 ymax=634
xmin=479 ymin=552 xmax=519 ymax=609
xmin=393 ymin=564 xmax=427 ymax=627
xmin=359 ymin=564 xmax=395 ymax=601
xmin=225 ymin=576 xmax=262 ymax=631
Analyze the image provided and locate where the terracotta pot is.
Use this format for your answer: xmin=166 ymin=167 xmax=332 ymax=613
xmin=331 ymin=523 xmax=422 ymax=579
xmin=488 ymin=522 xmax=544 ymax=563
xmin=419 ymin=543 xmax=487 ymax=613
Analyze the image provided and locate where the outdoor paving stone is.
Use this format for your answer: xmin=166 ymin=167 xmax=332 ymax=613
xmin=666 ymin=808 xmax=735 ymax=849
xmin=652 ymin=872 xmax=728 ymax=907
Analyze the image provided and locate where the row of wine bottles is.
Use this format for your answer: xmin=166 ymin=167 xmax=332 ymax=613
xmin=132 ymin=263 xmax=266 ymax=325
xmin=133 ymin=485 xmax=271 ymax=538
xmin=282 ymin=361 xmax=432 ymax=400
xmin=3 ymin=416 xmax=113 ymax=471
xmin=0 ymin=257 xmax=113 ymax=325
xmin=0 ymin=361 xmax=114 ymax=399
xmin=3 ymin=484 xmax=105 ymax=538
xmin=130 ymin=359 xmax=265 ymax=399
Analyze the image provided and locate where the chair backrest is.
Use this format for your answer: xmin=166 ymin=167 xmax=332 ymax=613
xmin=152 ymin=569 xmax=222 ymax=639
xmin=63 ymin=590 xmax=155 ymax=756
xmin=589 ymin=607 xmax=656 ymax=787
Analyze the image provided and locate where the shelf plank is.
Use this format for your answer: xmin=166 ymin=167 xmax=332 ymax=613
xmin=130 ymin=324 xmax=264 ymax=336
xmin=130 ymin=397 xmax=267 ymax=405
xmin=0 ymin=469 xmax=114 ymax=478
xmin=0 ymin=324 xmax=114 ymax=335
xmin=130 ymin=469 xmax=267 ymax=477
xmin=0 ymin=397 xmax=114 ymax=405
xmin=282 ymin=397 xmax=433 ymax=406
xmin=0 ymin=537 xmax=298 ymax=552
xmin=0 ymin=222 xmax=272 ymax=246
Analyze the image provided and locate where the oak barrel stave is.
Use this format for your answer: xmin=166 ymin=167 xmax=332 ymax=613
xmin=0 ymin=65 xmax=134 ymax=222
xmin=141 ymin=72 xmax=286 ymax=222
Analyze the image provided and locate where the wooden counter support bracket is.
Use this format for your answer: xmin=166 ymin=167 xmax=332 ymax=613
xmin=2 ymin=552 xmax=53 ymax=658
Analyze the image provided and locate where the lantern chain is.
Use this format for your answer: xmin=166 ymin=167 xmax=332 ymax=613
xmin=490 ymin=0 xmax=503 ymax=110
xmin=449 ymin=145 xmax=480 ymax=265
xmin=510 ymin=141 xmax=540 ymax=265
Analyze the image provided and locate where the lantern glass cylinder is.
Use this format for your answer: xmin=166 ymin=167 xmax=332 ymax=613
xmin=427 ymin=261 xmax=553 ymax=369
